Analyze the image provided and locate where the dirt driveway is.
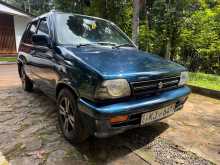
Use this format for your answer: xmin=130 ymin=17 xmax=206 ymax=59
xmin=0 ymin=64 xmax=219 ymax=165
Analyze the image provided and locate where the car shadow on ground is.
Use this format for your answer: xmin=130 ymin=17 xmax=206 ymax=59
xmin=74 ymin=122 xmax=169 ymax=163
xmin=31 ymin=87 xmax=169 ymax=163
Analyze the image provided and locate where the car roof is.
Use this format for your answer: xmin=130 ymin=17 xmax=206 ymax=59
xmin=31 ymin=10 xmax=112 ymax=24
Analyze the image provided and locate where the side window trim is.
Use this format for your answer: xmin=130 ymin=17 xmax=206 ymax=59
xmin=36 ymin=17 xmax=50 ymax=37
xmin=22 ymin=20 xmax=40 ymax=44
xmin=20 ymin=23 xmax=31 ymax=44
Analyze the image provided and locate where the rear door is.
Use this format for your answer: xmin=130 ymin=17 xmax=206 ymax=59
xmin=19 ymin=20 xmax=39 ymax=79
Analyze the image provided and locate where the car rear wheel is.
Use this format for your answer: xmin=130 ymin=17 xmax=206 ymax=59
xmin=20 ymin=66 xmax=33 ymax=92
xmin=57 ymin=88 xmax=89 ymax=144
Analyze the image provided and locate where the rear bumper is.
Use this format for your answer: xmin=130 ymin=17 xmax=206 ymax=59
xmin=78 ymin=86 xmax=191 ymax=137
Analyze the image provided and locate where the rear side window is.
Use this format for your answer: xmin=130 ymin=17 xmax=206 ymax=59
xmin=37 ymin=19 xmax=49 ymax=36
xmin=22 ymin=21 xmax=38 ymax=44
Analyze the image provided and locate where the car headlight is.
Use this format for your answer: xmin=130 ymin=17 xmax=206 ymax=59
xmin=95 ymin=79 xmax=131 ymax=99
xmin=179 ymin=71 xmax=189 ymax=86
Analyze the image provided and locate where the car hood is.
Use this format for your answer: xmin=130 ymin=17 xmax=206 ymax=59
xmin=64 ymin=46 xmax=186 ymax=79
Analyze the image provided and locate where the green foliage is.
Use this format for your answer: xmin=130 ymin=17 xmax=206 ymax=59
xmin=139 ymin=0 xmax=220 ymax=74
xmin=139 ymin=25 xmax=156 ymax=52
xmin=139 ymin=0 xmax=191 ymax=58
xmin=188 ymin=72 xmax=220 ymax=91
xmin=179 ymin=1 xmax=220 ymax=74
xmin=0 ymin=57 xmax=17 ymax=62
xmin=53 ymin=0 xmax=84 ymax=13
xmin=83 ymin=0 xmax=133 ymax=37
xmin=4 ymin=0 xmax=220 ymax=74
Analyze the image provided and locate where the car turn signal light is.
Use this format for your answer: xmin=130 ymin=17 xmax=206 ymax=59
xmin=110 ymin=115 xmax=128 ymax=124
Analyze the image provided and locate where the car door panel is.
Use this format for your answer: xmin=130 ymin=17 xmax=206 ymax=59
xmin=18 ymin=21 xmax=39 ymax=81
xmin=32 ymin=49 xmax=58 ymax=97
xmin=30 ymin=18 xmax=58 ymax=98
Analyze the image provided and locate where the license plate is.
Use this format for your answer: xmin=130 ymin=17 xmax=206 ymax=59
xmin=141 ymin=104 xmax=176 ymax=125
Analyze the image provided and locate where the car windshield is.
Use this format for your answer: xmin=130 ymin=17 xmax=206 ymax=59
xmin=55 ymin=13 xmax=133 ymax=46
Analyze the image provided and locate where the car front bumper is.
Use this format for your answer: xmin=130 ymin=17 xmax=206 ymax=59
xmin=78 ymin=86 xmax=191 ymax=137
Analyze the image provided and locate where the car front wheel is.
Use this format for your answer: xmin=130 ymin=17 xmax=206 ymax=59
xmin=57 ymin=88 xmax=89 ymax=144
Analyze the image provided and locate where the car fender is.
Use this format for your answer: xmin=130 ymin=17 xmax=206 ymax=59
xmin=56 ymin=80 xmax=80 ymax=98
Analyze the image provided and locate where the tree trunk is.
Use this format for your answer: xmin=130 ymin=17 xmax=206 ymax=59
xmin=165 ymin=39 xmax=171 ymax=60
xmin=132 ymin=0 xmax=140 ymax=47
xmin=24 ymin=1 xmax=27 ymax=12
xmin=27 ymin=0 xmax=31 ymax=13
xmin=145 ymin=0 xmax=152 ymax=29
xmin=103 ymin=0 xmax=108 ymax=18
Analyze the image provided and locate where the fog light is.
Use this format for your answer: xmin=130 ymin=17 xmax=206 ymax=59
xmin=110 ymin=115 xmax=128 ymax=124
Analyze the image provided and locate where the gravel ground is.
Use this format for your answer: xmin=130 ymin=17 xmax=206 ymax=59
xmin=0 ymin=87 xmax=215 ymax=165
xmin=143 ymin=138 xmax=213 ymax=165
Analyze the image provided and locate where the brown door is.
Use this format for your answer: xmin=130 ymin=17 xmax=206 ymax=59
xmin=0 ymin=13 xmax=17 ymax=55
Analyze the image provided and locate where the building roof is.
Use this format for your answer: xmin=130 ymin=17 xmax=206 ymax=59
xmin=0 ymin=0 xmax=34 ymax=18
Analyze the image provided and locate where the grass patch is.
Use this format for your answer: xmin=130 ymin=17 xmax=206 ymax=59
xmin=188 ymin=72 xmax=220 ymax=91
xmin=0 ymin=57 xmax=17 ymax=62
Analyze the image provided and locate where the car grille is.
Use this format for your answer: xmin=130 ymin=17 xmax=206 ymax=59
xmin=130 ymin=76 xmax=180 ymax=97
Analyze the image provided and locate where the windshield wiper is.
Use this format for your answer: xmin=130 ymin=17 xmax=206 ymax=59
xmin=76 ymin=43 xmax=96 ymax=48
xmin=76 ymin=42 xmax=133 ymax=48
xmin=76 ymin=42 xmax=117 ymax=48
xmin=113 ymin=43 xmax=134 ymax=49
xmin=95 ymin=42 xmax=117 ymax=46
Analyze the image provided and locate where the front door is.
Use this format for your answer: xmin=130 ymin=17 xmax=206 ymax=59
xmin=0 ymin=13 xmax=16 ymax=55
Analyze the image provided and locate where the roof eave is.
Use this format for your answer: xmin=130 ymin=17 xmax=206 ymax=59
xmin=0 ymin=0 xmax=35 ymax=18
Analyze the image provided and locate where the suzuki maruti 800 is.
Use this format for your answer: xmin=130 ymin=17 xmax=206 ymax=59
xmin=17 ymin=11 xmax=191 ymax=143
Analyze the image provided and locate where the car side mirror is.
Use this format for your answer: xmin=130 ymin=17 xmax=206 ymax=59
xmin=32 ymin=34 xmax=51 ymax=48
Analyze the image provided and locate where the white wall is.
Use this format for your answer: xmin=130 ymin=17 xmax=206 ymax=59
xmin=13 ymin=15 xmax=32 ymax=51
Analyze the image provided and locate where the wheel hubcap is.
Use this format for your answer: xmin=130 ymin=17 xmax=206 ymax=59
xmin=59 ymin=97 xmax=75 ymax=134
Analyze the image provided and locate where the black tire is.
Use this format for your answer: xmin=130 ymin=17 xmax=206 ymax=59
xmin=57 ymin=88 xmax=89 ymax=144
xmin=20 ymin=66 xmax=33 ymax=92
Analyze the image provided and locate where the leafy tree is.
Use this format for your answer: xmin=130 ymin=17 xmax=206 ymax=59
xmin=180 ymin=1 xmax=220 ymax=73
